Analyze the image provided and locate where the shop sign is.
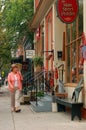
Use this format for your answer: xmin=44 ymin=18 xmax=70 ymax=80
xmin=57 ymin=0 xmax=78 ymax=24
xmin=26 ymin=50 xmax=35 ymax=59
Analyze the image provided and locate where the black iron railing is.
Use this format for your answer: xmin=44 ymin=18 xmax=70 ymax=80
xmin=23 ymin=70 xmax=46 ymax=105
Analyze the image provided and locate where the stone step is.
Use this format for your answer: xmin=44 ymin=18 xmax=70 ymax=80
xmin=38 ymin=94 xmax=52 ymax=102
xmin=30 ymin=93 xmax=52 ymax=112
xmin=30 ymin=101 xmax=52 ymax=112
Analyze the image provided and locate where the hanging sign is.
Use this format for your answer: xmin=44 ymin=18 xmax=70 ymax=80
xmin=26 ymin=50 xmax=35 ymax=59
xmin=57 ymin=0 xmax=78 ymax=24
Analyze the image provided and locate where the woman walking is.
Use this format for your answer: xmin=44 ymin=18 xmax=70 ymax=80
xmin=8 ymin=64 xmax=23 ymax=112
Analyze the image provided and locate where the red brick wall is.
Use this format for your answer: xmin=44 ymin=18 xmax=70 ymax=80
xmin=45 ymin=8 xmax=53 ymax=71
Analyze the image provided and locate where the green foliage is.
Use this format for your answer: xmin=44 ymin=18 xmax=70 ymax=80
xmin=36 ymin=91 xmax=44 ymax=98
xmin=0 ymin=0 xmax=34 ymax=71
xmin=33 ymin=56 xmax=43 ymax=67
xmin=3 ymin=0 xmax=34 ymax=44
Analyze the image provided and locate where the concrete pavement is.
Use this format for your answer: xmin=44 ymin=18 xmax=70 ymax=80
xmin=0 ymin=86 xmax=86 ymax=130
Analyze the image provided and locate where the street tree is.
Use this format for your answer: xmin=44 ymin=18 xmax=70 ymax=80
xmin=0 ymin=0 xmax=34 ymax=72
xmin=3 ymin=0 xmax=34 ymax=46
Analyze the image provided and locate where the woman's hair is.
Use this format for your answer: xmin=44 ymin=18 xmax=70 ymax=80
xmin=11 ymin=64 xmax=18 ymax=71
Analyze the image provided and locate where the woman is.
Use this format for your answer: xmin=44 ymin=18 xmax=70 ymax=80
xmin=8 ymin=64 xmax=23 ymax=112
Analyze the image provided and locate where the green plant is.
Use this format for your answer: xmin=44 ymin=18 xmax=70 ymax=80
xmin=36 ymin=91 xmax=44 ymax=98
xmin=33 ymin=56 xmax=43 ymax=67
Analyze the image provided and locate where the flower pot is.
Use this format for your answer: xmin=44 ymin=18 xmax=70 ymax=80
xmin=34 ymin=65 xmax=42 ymax=72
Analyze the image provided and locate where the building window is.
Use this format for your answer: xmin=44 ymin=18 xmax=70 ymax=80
xmin=65 ymin=2 xmax=83 ymax=83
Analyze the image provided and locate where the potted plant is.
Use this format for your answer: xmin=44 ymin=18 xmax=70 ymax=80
xmin=33 ymin=56 xmax=43 ymax=72
xmin=36 ymin=91 xmax=44 ymax=99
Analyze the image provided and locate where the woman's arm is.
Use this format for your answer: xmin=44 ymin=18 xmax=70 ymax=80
xmin=8 ymin=73 xmax=14 ymax=90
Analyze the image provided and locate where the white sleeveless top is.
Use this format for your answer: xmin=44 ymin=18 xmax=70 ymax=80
xmin=14 ymin=75 xmax=18 ymax=87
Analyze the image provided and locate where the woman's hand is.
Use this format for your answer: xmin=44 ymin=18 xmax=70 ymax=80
xmin=10 ymin=85 xmax=14 ymax=92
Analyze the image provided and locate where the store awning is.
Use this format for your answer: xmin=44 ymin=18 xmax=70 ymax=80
xmin=30 ymin=0 xmax=54 ymax=30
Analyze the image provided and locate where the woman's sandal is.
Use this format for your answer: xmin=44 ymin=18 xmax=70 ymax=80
xmin=15 ymin=109 xmax=21 ymax=113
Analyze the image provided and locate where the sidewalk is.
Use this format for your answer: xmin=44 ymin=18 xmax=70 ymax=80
xmin=0 ymin=86 xmax=86 ymax=130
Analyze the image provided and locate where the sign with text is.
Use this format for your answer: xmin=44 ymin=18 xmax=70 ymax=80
xmin=57 ymin=0 xmax=78 ymax=24
xmin=26 ymin=50 xmax=35 ymax=59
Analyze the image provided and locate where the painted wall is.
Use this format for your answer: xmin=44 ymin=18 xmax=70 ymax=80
xmin=53 ymin=3 xmax=65 ymax=68
xmin=45 ymin=8 xmax=53 ymax=71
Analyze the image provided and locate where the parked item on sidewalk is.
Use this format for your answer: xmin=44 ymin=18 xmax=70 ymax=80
xmin=8 ymin=64 xmax=23 ymax=112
